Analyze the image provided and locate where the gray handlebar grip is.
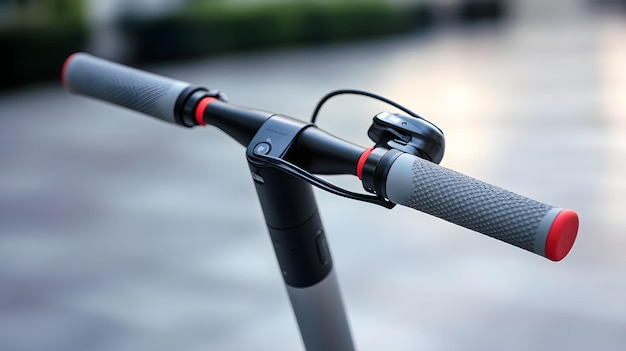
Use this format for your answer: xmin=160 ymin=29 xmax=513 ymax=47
xmin=384 ymin=154 xmax=578 ymax=261
xmin=62 ymin=53 xmax=191 ymax=124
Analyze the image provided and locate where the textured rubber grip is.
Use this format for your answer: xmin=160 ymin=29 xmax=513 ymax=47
xmin=62 ymin=53 xmax=191 ymax=124
xmin=384 ymin=154 xmax=578 ymax=261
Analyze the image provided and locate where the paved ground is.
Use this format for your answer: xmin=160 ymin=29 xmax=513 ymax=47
xmin=1 ymin=4 xmax=625 ymax=351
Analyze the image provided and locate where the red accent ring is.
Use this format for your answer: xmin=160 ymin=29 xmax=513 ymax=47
xmin=61 ymin=53 xmax=79 ymax=89
xmin=356 ymin=148 xmax=375 ymax=180
xmin=195 ymin=97 xmax=217 ymax=126
xmin=545 ymin=209 xmax=579 ymax=261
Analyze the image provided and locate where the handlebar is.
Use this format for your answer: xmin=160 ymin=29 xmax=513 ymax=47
xmin=62 ymin=52 xmax=578 ymax=261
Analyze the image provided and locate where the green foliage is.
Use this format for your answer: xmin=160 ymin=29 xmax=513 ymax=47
xmin=2 ymin=0 xmax=84 ymax=27
xmin=123 ymin=1 xmax=432 ymax=62
xmin=1 ymin=0 xmax=86 ymax=89
xmin=1 ymin=1 xmax=432 ymax=88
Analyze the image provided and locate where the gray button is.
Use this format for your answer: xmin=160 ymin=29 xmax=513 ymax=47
xmin=253 ymin=142 xmax=271 ymax=155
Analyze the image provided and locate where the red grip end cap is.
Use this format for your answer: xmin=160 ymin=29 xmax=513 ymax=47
xmin=545 ymin=209 xmax=579 ymax=261
xmin=61 ymin=53 xmax=79 ymax=89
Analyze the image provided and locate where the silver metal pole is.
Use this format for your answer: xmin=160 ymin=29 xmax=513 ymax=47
xmin=286 ymin=268 xmax=355 ymax=351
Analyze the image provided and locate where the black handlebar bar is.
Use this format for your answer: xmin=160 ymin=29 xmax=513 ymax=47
xmin=62 ymin=52 xmax=579 ymax=261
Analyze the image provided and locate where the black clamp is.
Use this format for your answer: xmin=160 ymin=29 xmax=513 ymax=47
xmin=176 ymin=86 xmax=229 ymax=127
xmin=246 ymin=115 xmax=395 ymax=209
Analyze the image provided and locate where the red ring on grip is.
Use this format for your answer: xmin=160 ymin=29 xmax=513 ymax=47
xmin=356 ymin=147 xmax=375 ymax=180
xmin=195 ymin=97 xmax=217 ymax=126
xmin=545 ymin=209 xmax=579 ymax=261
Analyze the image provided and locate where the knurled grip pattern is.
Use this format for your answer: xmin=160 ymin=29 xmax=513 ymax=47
xmin=63 ymin=53 xmax=190 ymax=124
xmin=385 ymin=154 xmax=553 ymax=254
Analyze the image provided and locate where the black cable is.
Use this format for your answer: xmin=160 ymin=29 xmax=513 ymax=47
xmin=310 ymin=89 xmax=421 ymax=124
xmin=255 ymin=153 xmax=395 ymax=209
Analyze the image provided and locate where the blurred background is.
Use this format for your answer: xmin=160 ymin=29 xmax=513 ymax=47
xmin=1 ymin=0 xmax=625 ymax=350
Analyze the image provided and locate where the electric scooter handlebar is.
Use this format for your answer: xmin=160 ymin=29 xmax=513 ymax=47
xmin=62 ymin=53 xmax=578 ymax=261
xmin=381 ymin=153 xmax=578 ymax=261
